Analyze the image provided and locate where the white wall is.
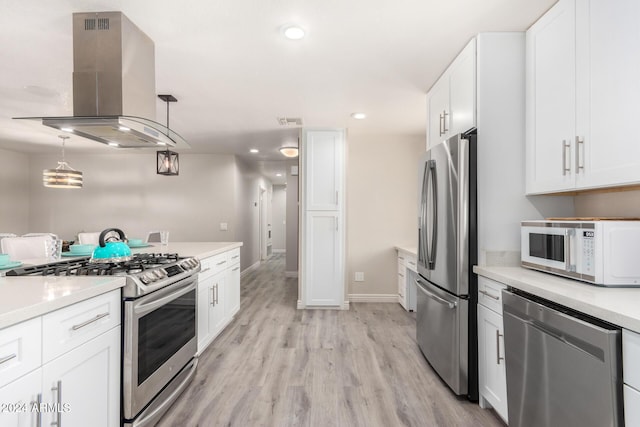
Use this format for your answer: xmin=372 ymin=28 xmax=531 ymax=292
xmin=346 ymin=133 xmax=425 ymax=296
xmin=271 ymin=185 xmax=286 ymax=251
xmin=574 ymin=189 xmax=640 ymax=217
xmin=0 ymin=148 xmax=30 ymax=235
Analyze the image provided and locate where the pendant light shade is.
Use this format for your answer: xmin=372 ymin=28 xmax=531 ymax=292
xmin=157 ymin=94 xmax=179 ymax=176
xmin=157 ymin=150 xmax=179 ymax=175
xmin=43 ymin=135 xmax=83 ymax=189
xmin=279 ymin=146 xmax=299 ymax=158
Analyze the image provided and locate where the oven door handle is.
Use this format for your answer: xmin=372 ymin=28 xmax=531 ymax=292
xmin=134 ymin=277 xmax=197 ymax=317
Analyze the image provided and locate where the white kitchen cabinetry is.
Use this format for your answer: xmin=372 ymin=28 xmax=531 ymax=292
xmin=477 ymin=276 xmax=508 ymax=423
xmin=426 ymin=39 xmax=476 ymax=148
xmin=526 ymin=0 xmax=640 ymax=194
xmin=300 ymin=129 xmax=346 ymax=308
xmin=396 ymin=250 xmax=417 ymax=311
xmin=623 ymin=329 xmax=640 ymax=427
xmin=197 ymin=248 xmax=241 ymax=354
xmin=0 ymin=290 xmax=121 ymax=427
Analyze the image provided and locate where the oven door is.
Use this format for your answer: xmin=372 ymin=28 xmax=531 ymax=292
xmin=521 ymin=224 xmax=578 ymax=276
xmin=123 ymin=275 xmax=197 ymax=419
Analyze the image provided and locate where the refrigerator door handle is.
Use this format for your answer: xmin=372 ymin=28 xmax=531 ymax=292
xmin=419 ymin=161 xmax=429 ymax=267
xmin=428 ymin=160 xmax=437 ymax=269
xmin=415 ymin=279 xmax=456 ymax=309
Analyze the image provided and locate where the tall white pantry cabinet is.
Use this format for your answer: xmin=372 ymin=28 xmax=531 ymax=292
xmin=299 ymin=129 xmax=346 ymax=309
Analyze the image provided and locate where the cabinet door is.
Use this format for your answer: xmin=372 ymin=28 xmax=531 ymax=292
xmin=197 ymin=284 xmax=212 ymax=353
xmin=304 ymin=211 xmax=343 ymax=306
xmin=526 ymin=0 xmax=577 ymax=194
xmin=303 ymin=129 xmax=344 ymax=211
xmin=226 ymin=264 xmax=240 ymax=319
xmin=575 ymin=0 xmax=640 ymax=189
xmin=427 ymin=76 xmax=450 ymax=148
xmin=42 ymin=327 xmax=120 ymax=427
xmin=449 ymin=38 xmax=476 ymax=136
xmin=477 ymin=305 xmax=508 ymax=422
xmin=211 ymin=272 xmax=226 ymax=335
xmin=0 ymin=368 xmax=42 ymax=427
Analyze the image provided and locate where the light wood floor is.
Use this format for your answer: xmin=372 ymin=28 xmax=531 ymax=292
xmin=157 ymin=254 xmax=505 ymax=427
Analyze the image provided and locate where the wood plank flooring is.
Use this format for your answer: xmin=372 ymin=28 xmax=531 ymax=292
xmin=157 ymin=254 xmax=505 ymax=427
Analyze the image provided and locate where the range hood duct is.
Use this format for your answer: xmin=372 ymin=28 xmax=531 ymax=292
xmin=16 ymin=12 xmax=188 ymax=149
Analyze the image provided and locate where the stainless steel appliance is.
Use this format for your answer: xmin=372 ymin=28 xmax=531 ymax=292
xmin=416 ymin=131 xmax=477 ymax=400
xmin=502 ymin=289 xmax=623 ymax=427
xmin=521 ymin=219 xmax=640 ymax=286
xmin=7 ymin=253 xmax=201 ymax=427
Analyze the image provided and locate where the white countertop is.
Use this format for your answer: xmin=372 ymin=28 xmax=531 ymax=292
xmin=0 ymin=241 xmax=242 ymax=330
xmin=474 ymin=265 xmax=640 ymax=333
xmin=395 ymin=246 xmax=417 ymax=256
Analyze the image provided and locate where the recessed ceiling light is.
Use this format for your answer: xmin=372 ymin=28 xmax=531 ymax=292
xmin=60 ymin=127 xmax=74 ymax=132
xmin=250 ymin=149 xmax=259 ymax=154
xmin=108 ymin=142 xmax=119 ymax=147
xmin=351 ymin=112 xmax=367 ymax=120
xmin=283 ymin=25 xmax=305 ymax=40
xmin=276 ymin=173 xmax=282 ymax=177
xmin=119 ymin=126 xmax=130 ymax=131
xmin=157 ymin=142 xmax=166 ymax=146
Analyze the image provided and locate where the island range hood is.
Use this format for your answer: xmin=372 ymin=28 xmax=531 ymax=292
xmin=16 ymin=11 xmax=188 ymax=149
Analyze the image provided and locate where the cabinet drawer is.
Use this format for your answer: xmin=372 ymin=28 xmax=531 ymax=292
xmin=42 ymin=290 xmax=121 ymax=363
xmin=624 ymin=384 xmax=640 ymax=427
xmin=405 ymin=255 xmax=417 ymax=272
xmin=623 ymin=329 xmax=640 ymax=390
xmin=227 ymin=248 xmax=240 ymax=266
xmin=0 ymin=317 xmax=41 ymax=388
xmin=477 ymin=276 xmax=507 ymax=315
xmin=397 ymin=253 xmax=407 ymax=267
xmin=200 ymin=253 xmax=228 ymax=276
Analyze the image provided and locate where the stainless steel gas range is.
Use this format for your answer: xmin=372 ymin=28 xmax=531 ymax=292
xmin=7 ymin=253 xmax=201 ymax=427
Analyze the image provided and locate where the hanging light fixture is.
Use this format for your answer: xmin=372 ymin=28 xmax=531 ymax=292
xmin=43 ymin=135 xmax=83 ymax=189
xmin=157 ymin=94 xmax=179 ymax=176
xmin=279 ymin=146 xmax=299 ymax=158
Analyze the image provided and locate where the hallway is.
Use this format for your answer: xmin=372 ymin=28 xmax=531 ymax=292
xmin=157 ymin=254 xmax=503 ymax=426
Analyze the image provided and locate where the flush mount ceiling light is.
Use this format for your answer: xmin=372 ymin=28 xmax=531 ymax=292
xmin=351 ymin=112 xmax=367 ymax=120
xmin=250 ymin=149 xmax=259 ymax=154
xmin=279 ymin=146 xmax=299 ymax=158
xmin=283 ymin=25 xmax=305 ymax=40
xmin=156 ymin=94 xmax=179 ymax=176
xmin=43 ymin=135 xmax=83 ymax=189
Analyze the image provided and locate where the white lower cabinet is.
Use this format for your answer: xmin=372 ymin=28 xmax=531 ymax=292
xmin=623 ymin=329 xmax=640 ymax=426
xmin=0 ymin=290 xmax=121 ymax=427
xmin=197 ymin=248 xmax=241 ymax=354
xmin=477 ymin=277 xmax=508 ymax=423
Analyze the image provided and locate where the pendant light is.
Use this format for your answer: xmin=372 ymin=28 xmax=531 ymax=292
xmin=156 ymin=94 xmax=179 ymax=176
xmin=43 ymin=135 xmax=83 ymax=188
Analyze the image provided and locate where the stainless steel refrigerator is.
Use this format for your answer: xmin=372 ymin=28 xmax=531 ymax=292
xmin=416 ymin=131 xmax=478 ymax=400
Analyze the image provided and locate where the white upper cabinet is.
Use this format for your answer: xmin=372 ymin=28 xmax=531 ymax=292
xmin=304 ymin=130 xmax=344 ymax=211
xmin=427 ymin=39 xmax=476 ymax=148
xmin=526 ymin=0 xmax=640 ymax=194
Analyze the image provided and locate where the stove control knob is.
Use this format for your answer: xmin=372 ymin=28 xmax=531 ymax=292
xmin=140 ymin=275 xmax=151 ymax=284
xmin=144 ymin=272 xmax=158 ymax=283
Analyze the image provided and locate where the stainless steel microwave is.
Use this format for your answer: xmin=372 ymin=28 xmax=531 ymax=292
xmin=521 ymin=220 xmax=640 ymax=286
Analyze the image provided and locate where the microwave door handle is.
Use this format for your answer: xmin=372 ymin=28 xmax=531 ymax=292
xmin=565 ymin=229 xmax=575 ymax=272
xmin=428 ymin=160 xmax=437 ymax=269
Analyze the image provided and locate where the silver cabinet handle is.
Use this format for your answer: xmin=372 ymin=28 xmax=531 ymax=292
xmin=216 ymin=260 xmax=226 ymax=266
xmin=232 ymin=267 xmax=240 ymax=272
xmin=50 ymin=381 xmax=62 ymax=427
xmin=438 ymin=112 xmax=443 ymax=136
xmin=200 ymin=267 xmax=211 ymax=274
xmin=210 ymin=286 xmax=215 ymax=306
xmin=575 ymin=136 xmax=584 ymax=173
xmin=479 ymin=290 xmax=499 ymax=300
xmin=399 ymin=273 xmax=404 ymax=278
xmin=398 ymin=256 xmax=405 ymax=261
xmin=442 ymin=110 xmax=449 ymax=134
xmin=231 ymin=255 xmax=239 ymax=259
xmin=214 ymin=284 xmax=219 ymax=305
xmin=562 ymin=140 xmax=571 ymax=175
xmin=0 ymin=353 xmax=17 ymax=365
xmin=71 ymin=312 xmax=109 ymax=331
xmin=496 ymin=330 xmax=504 ymax=365
xmin=415 ymin=280 xmax=456 ymax=309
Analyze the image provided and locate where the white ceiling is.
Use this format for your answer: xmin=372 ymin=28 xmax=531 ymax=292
xmin=0 ymin=0 xmax=556 ymax=184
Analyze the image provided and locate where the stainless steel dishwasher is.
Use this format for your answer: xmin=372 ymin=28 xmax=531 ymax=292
xmin=502 ymin=289 xmax=623 ymax=427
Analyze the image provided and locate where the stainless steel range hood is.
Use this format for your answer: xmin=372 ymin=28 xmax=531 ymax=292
xmin=16 ymin=12 xmax=188 ymax=149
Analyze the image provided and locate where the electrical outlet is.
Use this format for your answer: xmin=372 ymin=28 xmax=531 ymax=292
xmin=355 ymin=272 xmax=364 ymax=282
xmin=220 ymin=222 xmax=228 ymax=231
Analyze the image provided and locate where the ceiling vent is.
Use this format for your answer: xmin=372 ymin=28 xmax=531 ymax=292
xmin=277 ymin=117 xmax=303 ymax=126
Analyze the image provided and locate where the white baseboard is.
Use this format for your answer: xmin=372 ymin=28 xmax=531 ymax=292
xmin=272 ymin=249 xmax=286 ymax=254
xmin=285 ymin=271 xmax=298 ymax=278
xmin=240 ymin=260 xmax=261 ymax=277
xmin=348 ymin=294 xmax=399 ymax=303
xmin=296 ymin=300 xmax=350 ymax=310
